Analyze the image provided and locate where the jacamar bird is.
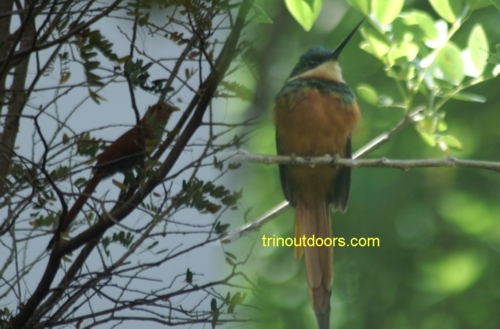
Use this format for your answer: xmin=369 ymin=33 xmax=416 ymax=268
xmin=47 ymin=102 xmax=177 ymax=250
xmin=274 ymin=21 xmax=363 ymax=329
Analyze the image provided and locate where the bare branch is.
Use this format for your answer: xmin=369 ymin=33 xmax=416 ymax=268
xmin=233 ymin=150 xmax=500 ymax=172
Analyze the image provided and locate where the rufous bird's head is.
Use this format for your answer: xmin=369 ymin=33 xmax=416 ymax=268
xmin=146 ymin=102 xmax=179 ymax=124
xmin=288 ymin=20 xmax=364 ymax=83
xmin=142 ymin=102 xmax=179 ymax=152
xmin=142 ymin=102 xmax=179 ymax=141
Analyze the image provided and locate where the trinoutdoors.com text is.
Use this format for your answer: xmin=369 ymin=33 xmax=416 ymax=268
xmin=262 ymin=234 xmax=380 ymax=248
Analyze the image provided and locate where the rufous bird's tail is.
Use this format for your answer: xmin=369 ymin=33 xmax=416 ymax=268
xmin=46 ymin=171 xmax=105 ymax=250
xmin=295 ymin=199 xmax=333 ymax=329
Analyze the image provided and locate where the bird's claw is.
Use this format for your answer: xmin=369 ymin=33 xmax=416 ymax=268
xmin=330 ymin=154 xmax=339 ymax=167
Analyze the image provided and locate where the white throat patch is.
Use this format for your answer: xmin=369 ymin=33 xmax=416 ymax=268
xmin=290 ymin=61 xmax=345 ymax=83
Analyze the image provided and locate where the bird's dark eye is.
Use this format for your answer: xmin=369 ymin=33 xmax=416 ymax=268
xmin=308 ymin=60 xmax=317 ymax=66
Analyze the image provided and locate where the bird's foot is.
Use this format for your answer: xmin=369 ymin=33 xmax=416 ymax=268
xmin=290 ymin=153 xmax=297 ymax=166
xmin=330 ymin=153 xmax=339 ymax=167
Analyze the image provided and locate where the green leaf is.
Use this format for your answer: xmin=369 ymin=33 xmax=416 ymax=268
xmin=466 ymin=0 xmax=492 ymax=9
xmin=462 ymin=49 xmax=479 ymax=77
xmin=117 ymin=55 xmax=130 ymax=64
xmin=111 ymin=231 xmax=133 ymax=248
xmin=491 ymin=0 xmax=500 ymax=10
xmin=215 ymin=222 xmax=230 ymax=234
xmin=59 ymin=72 xmax=71 ymax=84
xmin=347 ymin=0 xmax=370 ymax=14
xmin=418 ymin=131 xmax=437 ymax=147
xmin=284 ymin=0 xmax=322 ymax=31
xmin=388 ymin=42 xmax=419 ymax=66
xmin=356 ymin=84 xmax=378 ymax=105
xmin=88 ymin=88 xmax=106 ymax=104
xmin=450 ymin=92 xmax=486 ymax=103
xmin=426 ymin=20 xmax=448 ymax=49
xmin=398 ymin=11 xmax=438 ymax=41
xmin=468 ymin=24 xmax=489 ymax=75
xmin=85 ymin=61 xmax=100 ymax=69
xmin=58 ymin=16 xmax=70 ymax=31
xmin=220 ymin=81 xmax=255 ymax=101
xmin=360 ymin=27 xmax=390 ymax=58
xmin=398 ymin=66 xmax=416 ymax=80
xmin=74 ymin=177 xmax=87 ymax=186
xmin=228 ymin=292 xmax=246 ymax=313
xmin=440 ymin=135 xmax=463 ymax=151
xmin=146 ymin=241 xmax=158 ymax=250
xmin=429 ymin=0 xmax=463 ymax=23
xmin=62 ymin=133 xmax=70 ymax=144
xmin=211 ymin=298 xmax=219 ymax=329
xmin=249 ymin=4 xmax=273 ymax=23
xmin=433 ymin=77 xmax=457 ymax=90
xmin=359 ymin=43 xmax=377 ymax=58
xmin=493 ymin=65 xmax=500 ymax=76
xmin=437 ymin=118 xmax=448 ymax=132
xmin=221 ymin=190 xmax=242 ymax=206
xmin=112 ymin=179 xmax=128 ymax=191
xmin=487 ymin=44 xmax=500 ymax=65
xmin=186 ymin=268 xmax=193 ymax=283
xmin=437 ymin=42 xmax=465 ymax=85
xmin=372 ymin=0 xmax=404 ymax=25
xmin=378 ymin=95 xmax=393 ymax=107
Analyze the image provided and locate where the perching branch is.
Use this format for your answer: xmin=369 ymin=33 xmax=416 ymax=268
xmin=234 ymin=150 xmax=500 ymax=173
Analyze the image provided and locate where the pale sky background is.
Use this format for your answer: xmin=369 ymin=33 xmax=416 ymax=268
xmin=1 ymin=1 xmax=351 ymax=328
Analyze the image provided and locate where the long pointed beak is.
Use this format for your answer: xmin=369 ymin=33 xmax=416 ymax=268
xmin=330 ymin=19 xmax=364 ymax=60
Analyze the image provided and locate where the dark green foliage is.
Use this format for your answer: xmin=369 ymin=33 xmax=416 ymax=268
xmin=241 ymin=1 xmax=500 ymax=328
xmin=101 ymin=231 xmax=134 ymax=256
xmin=76 ymin=132 xmax=104 ymax=157
xmin=219 ymin=81 xmax=256 ymax=101
xmin=175 ymin=178 xmax=242 ymax=213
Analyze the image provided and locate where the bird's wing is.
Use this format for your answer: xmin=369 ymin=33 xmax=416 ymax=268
xmin=330 ymin=135 xmax=351 ymax=212
xmin=276 ymin=131 xmax=296 ymax=206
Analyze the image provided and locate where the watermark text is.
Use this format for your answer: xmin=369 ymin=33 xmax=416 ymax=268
xmin=261 ymin=234 xmax=380 ymax=247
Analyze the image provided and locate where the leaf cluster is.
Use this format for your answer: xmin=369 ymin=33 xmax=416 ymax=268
xmin=175 ymin=179 xmax=243 ymax=214
xmin=350 ymin=0 xmax=500 ymax=152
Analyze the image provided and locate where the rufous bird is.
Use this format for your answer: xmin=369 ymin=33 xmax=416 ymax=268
xmin=274 ymin=21 xmax=363 ymax=329
xmin=47 ymin=102 xmax=177 ymax=250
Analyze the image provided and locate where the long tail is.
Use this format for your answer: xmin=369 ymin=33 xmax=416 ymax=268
xmin=295 ymin=198 xmax=333 ymax=329
xmin=46 ymin=171 xmax=104 ymax=250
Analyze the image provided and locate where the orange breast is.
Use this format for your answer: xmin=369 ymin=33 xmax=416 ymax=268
xmin=274 ymin=89 xmax=360 ymax=204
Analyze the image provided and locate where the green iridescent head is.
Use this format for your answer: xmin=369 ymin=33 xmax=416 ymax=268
xmin=289 ymin=47 xmax=333 ymax=78
xmin=288 ymin=20 xmax=364 ymax=78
